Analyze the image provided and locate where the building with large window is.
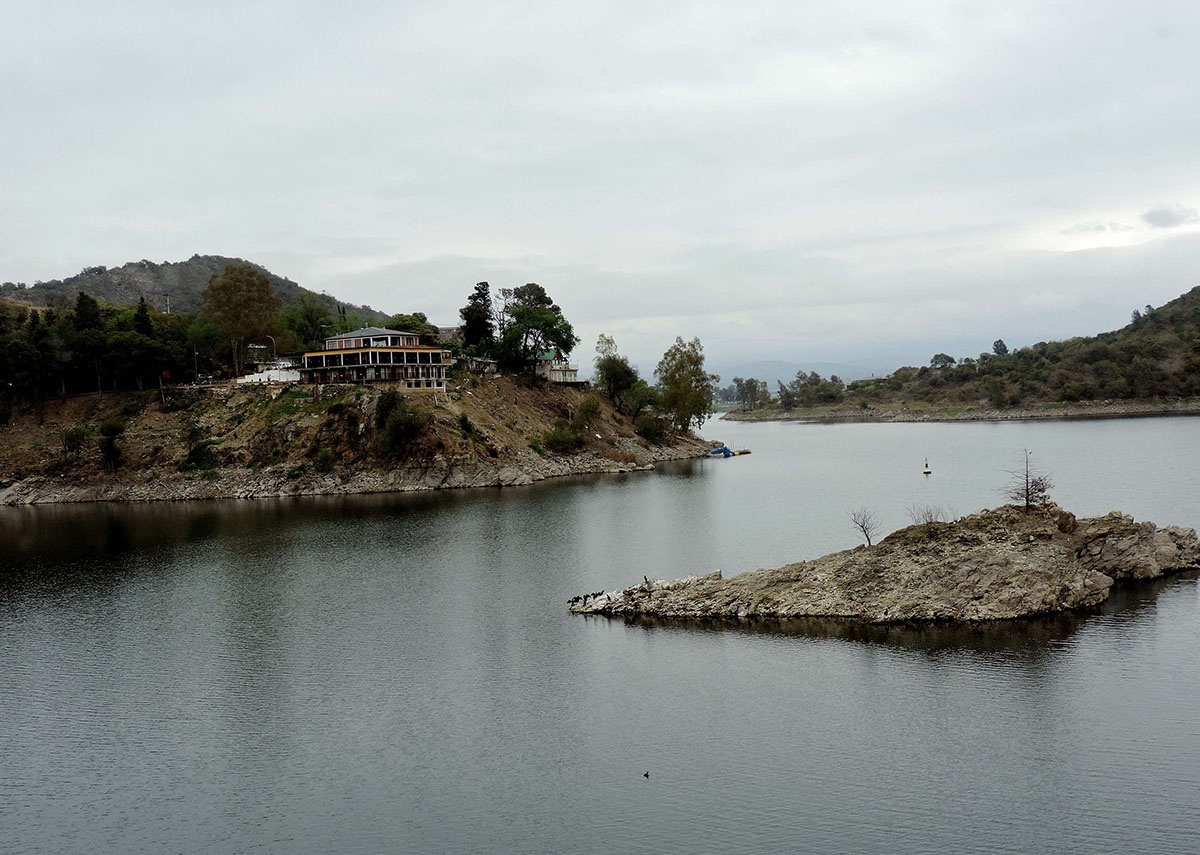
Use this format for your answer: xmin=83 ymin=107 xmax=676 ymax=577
xmin=298 ymin=328 xmax=455 ymax=390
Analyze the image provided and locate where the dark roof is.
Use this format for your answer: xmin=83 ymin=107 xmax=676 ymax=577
xmin=326 ymin=327 xmax=411 ymax=340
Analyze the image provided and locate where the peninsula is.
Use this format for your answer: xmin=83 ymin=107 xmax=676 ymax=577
xmin=0 ymin=378 xmax=710 ymax=505
xmin=1 ymin=265 xmax=721 ymax=505
xmin=570 ymin=504 xmax=1200 ymax=623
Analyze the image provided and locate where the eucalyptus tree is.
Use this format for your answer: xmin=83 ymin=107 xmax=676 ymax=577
xmin=654 ymin=337 xmax=719 ymax=432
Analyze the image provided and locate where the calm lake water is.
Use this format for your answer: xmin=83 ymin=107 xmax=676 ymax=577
xmin=2 ymin=416 xmax=1198 ymax=854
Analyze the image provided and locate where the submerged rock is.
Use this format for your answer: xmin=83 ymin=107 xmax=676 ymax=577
xmin=571 ymin=504 xmax=1200 ymax=623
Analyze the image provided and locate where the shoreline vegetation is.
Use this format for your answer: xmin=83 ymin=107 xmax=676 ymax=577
xmin=571 ymin=503 xmax=1200 ymax=624
xmin=720 ymin=396 xmax=1200 ymax=424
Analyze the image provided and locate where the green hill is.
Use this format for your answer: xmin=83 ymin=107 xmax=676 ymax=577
xmin=726 ymin=285 xmax=1200 ymax=415
xmin=847 ymin=285 xmax=1200 ymax=406
xmin=0 ymin=254 xmax=387 ymax=321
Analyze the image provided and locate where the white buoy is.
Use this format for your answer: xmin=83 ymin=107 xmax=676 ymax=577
xmin=922 ymin=456 xmax=932 ymax=475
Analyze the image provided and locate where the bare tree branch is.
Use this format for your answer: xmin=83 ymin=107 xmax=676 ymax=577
xmin=1003 ymin=449 xmax=1054 ymax=512
xmin=847 ymin=506 xmax=881 ymax=546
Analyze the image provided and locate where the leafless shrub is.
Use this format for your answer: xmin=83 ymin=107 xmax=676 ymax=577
xmin=906 ymin=503 xmax=949 ymax=528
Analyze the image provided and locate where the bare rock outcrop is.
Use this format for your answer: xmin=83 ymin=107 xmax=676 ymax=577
xmin=571 ymin=504 xmax=1200 ymax=623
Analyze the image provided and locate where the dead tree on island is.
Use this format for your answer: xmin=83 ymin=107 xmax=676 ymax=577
xmin=1003 ymin=449 xmax=1053 ymax=513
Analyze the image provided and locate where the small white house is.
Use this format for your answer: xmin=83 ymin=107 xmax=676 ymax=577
xmin=535 ymin=349 xmax=579 ymax=384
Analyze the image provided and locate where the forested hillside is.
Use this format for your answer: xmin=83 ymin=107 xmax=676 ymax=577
xmin=726 ymin=285 xmax=1200 ymax=414
xmin=0 ymin=254 xmax=386 ymax=320
xmin=852 ymin=286 xmax=1200 ymax=407
xmin=0 ymin=262 xmax=418 ymax=416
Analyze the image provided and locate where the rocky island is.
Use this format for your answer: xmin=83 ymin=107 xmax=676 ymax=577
xmin=570 ymin=504 xmax=1200 ymax=623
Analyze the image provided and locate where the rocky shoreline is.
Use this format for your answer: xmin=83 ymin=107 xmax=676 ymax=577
xmin=0 ymin=379 xmax=714 ymax=506
xmin=721 ymin=397 xmax=1200 ymax=424
xmin=570 ymin=504 xmax=1200 ymax=623
xmin=0 ymin=436 xmax=711 ymax=505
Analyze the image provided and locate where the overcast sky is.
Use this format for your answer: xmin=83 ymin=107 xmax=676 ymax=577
xmin=4 ymin=1 xmax=1199 ymax=375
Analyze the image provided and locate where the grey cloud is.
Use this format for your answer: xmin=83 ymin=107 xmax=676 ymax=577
xmin=1059 ymin=221 xmax=1136 ymax=235
xmin=5 ymin=2 xmax=1200 ymax=371
xmin=1141 ymin=206 xmax=1199 ymax=229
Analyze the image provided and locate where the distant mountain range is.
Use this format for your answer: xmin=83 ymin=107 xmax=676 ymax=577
xmin=0 ymin=254 xmax=388 ymax=321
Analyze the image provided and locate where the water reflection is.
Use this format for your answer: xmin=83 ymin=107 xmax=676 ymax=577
xmin=3 ymin=418 xmax=1199 ymax=855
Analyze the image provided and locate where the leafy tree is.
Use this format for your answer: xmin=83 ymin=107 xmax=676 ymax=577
xmin=930 ymin=353 xmax=956 ymax=370
xmin=732 ymin=377 xmax=770 ymax=411
xmin=625 ymin=379 xmax=657 ymax=419
xmin=992 ymin=339 xmax=1009 ymax=356
xmin=594 ymin=334 xmax=639 ymax=411
xmin=732 ymin=377 xmax=750 ymax=410
xmin=187 ymin=315 xmax=223 ymax=381
xmin=387 ymin=312 xmax=441 ymax=343
xmin=784 ymin=370 xmax=844 ymax=406
xmin=133 ymin=297 xmax=155 ymax=338
xmin=105 ymin=331 xmax=165 ymax=391
xmin=74 ymin=292 xmax=102 ymax=331
xmin=495 ymin=283 xmax=578 ymax=373
xmin=280 ymin=292 xmax=333 ymax=352
xmin=459 ymin=282 xmax=496 ymax=355
xmin=654 ymin=336 xmax=719 ymax=432
xmin=202 ymin=265 xmax=280 ymax=376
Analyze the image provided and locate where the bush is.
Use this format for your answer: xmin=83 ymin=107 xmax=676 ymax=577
xmin=541 ymin=423 xmax=584 ymax=453
xmin=459 ymin=412 xmax=480 ymax=439
xmin=374 ymin=391 xmax=432 ymax=457
xmin=98 ymin=420 xmax=125 ymax=470
xmin=315 ymin=447 xmax=335 ymax=473
xmin=180 ymin=439 xmax=221 ymax=472
xmin=634 ymin=414 xmax=668 ymax=443
xmin=61 ymin=426 xmax=93 ymax=455
xmin=179 ymin=417 xmax=205 ymax=445
xmin=570 ymin=395 xmax=603 ymax=433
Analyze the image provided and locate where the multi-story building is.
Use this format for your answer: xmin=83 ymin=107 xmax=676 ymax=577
xmin=535 ymin=348 xmax=580 ymax=384
xmin=298 ymin=327 xmax=455 ymax=390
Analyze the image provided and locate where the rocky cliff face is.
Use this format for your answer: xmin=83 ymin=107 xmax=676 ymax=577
xmin=571 ymin=504 xmax=1200 ymax=623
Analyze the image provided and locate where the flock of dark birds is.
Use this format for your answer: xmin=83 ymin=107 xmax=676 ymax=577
xmin=567 ymin=590 xmax=606 ymax=607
